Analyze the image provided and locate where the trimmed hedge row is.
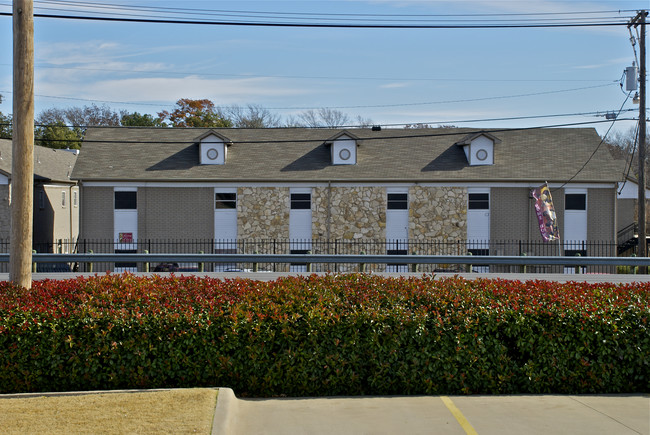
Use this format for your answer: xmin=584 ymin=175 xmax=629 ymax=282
xmin=0 ymin=273 xmax=648 ymax=396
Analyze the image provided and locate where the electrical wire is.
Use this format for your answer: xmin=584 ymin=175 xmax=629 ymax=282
xmin=0 ymin=63 xmax=615 ymax=84
xmin=555 ymin=92 xmax=633 ymax=190
xmin=4 ymin=118 xmax=635 ymax=145
xmin=0 ymin=82 xmax=620 ymax=111
xmin=618 ymin=122 xmax=640 ymax=194
xmin=0 ymin=11 xmax=632 ymax=28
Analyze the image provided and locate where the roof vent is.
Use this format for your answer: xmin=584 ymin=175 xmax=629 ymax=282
xmin=372 ymin=125 xmax=381 ymax=131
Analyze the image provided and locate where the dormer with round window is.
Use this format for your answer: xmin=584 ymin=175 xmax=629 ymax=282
xmin=197 ymin=131 xmax=231 ymax=165
xmin=455 ymin=132 xmax=501 ymax=166
xmin=326 ymin=131 xmax=359 ymax=165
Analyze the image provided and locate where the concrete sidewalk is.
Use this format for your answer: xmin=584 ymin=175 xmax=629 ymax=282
xmin=213 ymin=389 xmax=650 ymax=435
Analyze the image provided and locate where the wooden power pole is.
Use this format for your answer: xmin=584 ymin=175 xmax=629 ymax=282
xmin=10 ymin=0 xmax=34 ymax=289
xmin=629 ymin=10 xmax=647 ymax=269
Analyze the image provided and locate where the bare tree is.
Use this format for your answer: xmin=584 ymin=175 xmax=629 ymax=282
xmin=295 ymin=108 xmax=351 ymax=128
xmin=225 ymin=104 xmax=282 ymax=128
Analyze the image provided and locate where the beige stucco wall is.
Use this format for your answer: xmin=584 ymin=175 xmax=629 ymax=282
xmin=33 ymin=184 xmax=79 ymax=252
xmin=0 ymin=185 xmax=10 ymax=241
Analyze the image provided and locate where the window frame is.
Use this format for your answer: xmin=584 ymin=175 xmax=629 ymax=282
xmin=215 ymin=192 xmax=237 ymax=209
xmin=114 ymin=191 xmax=137 ymax=210
xmin=290 ymin=193 xmax=311 ymax=210
xmin=387 ymin=193 xmax=408 ymax=210
xmin=565 ymin=193 xmax=586 ymax=211
xmin=468 ymin=193 xmax=490 ymax=210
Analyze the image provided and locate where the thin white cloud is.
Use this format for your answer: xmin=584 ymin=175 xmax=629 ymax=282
xmin=379 ymin=82 xmax=410 ymax=89
xmin=36 ymin=76 xmax=311 ymax=105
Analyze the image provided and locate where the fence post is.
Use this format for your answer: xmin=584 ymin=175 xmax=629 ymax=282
xmin=410 ymin=250 xmax=418 ymax=273
xmin=520 ymin=252 xmax=527 ymax=274
xmin=198 ymin=250 xmax=204 ymax=273
xmin=306 ymin=250 xmax=312 ymax=272
xmin=466 ymin=251 xmax=472 ymax=273
xmin=143 ymin=250 xmax=149 ymax=273
xmin=87 ymin=249 xmax=93 ymax=273
xmin=574 ymin=252 xmax=581 ymax=274
xmin=359 ymin=250 xmax=366 ymax=273
xmin=252 ymin=250 xmax=259 ymax=272
xmin=32 ymin=249 xmax=37 ymax=273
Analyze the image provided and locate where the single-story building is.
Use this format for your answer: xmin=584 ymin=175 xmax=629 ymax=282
xmin=71 ymin=126 xmax=629 ymax=272
xmin=0 ymin=139 xmax=79 ymax=256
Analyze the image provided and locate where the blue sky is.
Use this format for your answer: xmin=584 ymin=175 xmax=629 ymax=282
xmin=0 ymin=1 xmax=647 ymax=135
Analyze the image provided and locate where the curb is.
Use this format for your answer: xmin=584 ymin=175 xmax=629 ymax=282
xmin=212 ymin=388 xmax=239 ymax=435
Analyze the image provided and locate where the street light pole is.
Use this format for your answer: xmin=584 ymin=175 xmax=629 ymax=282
xmin=10 ymin=0 xmax=34 ymax=289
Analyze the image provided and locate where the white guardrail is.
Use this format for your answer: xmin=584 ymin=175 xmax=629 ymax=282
xmin=11 ymin=253 xmax=650 ymax=267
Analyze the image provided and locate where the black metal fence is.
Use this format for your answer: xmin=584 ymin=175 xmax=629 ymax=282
xmin=26 ymin=238 xmax=620 ymax=274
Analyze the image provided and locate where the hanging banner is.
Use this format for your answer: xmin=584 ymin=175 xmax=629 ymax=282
xmin=532 ymin=183 xmax=560 ymax=242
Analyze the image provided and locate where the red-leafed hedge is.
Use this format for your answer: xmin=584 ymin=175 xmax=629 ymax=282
xmin=0 ymin=273 xmax=648 ymax=396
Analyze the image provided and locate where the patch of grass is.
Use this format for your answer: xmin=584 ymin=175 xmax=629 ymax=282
xmin=0 ymin=388 xmax=217 ymax=435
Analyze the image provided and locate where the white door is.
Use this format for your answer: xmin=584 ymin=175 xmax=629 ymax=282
xmin=467 ymin=190 xmax=490 ymax=272
xmin=386 ymin=192 xmax=409 ymax=272
xmin=290 ymin=191 xmax=312 ymax=272
xmin=215 ymin=191 xmax=238 ymax=271
xmin=564 ymin=191 xmax=587 ymax=274
xmin=114 ymin=189 xmax=138 ymax=273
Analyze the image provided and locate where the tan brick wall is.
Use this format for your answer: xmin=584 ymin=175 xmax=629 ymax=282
xmin=587 ymin=188 xmax=616 ymax=243
xmin=491 ymin=187 xmax=538 ymax=245
xmin=80 ymin=186 xmax=113 ymax=240
xmin=138 ymin=187 xmax=214 ymax=240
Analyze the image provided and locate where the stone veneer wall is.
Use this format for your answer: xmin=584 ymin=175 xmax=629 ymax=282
xmin=312 ymin=186 xmax=386 ymax=241
xmin=408 ymin=186 xmax=467 ymax=272
xmin=409 ymin=186 xmax=466 ymax=240
xmin=237 ymin=187 xmax=291 ymax=270
xmin=312 ymin=186 xmax=385 ymax=271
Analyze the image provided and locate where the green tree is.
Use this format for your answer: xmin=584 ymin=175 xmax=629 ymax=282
xmin=121 ymin=112 xmax=165 ymax=127
xmin=0 ymin=94 xmax=11 ymax=139
xmin=158 ymin=99 xmax=232 ymax=128
xmin=35 ymin=121 xmax=82 ymax=149
xmin=0 ymin=112 xmax=11 ymax=139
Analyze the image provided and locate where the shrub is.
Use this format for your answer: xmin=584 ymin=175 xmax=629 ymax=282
xmin=0 ymin=274 xmax=648 ymax=396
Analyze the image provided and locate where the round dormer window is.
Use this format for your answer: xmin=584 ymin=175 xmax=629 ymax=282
xmin=339 ymin=148 xmax=351 ymax=161
xmin=206 ymin=148 xmax=219 ymax=160
xmin=475 ymin=149 xmax=488 ymax=161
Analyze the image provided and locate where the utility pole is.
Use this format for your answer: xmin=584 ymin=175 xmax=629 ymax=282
xmin=629 ymin=10 xmax=647 ymax=269
xmin=10 ymin=0 xmax=34 ymax=289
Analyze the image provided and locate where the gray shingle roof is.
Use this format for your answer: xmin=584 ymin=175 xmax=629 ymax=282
xmin=0 ymin=139 xmax=78 ymax=183
xmin=71 ymin=127 xmax=624 ymax=184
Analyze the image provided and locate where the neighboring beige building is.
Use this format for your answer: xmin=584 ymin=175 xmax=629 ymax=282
xmin=0 ymin=139 xmax=79 ymax=254
xmin=71 ymin=127 xmax=629 ymax=272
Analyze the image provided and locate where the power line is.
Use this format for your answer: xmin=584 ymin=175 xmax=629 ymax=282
xmin=556 ymin=92 xmax=634 ymax=190
xmin=5 ymin=119 xmax=635 ymax=145
xmin=0 ymin=83 xmax=622 ymax=111
xmin=31 ymin=1 xmax=638 ymax=20
xmin=0 ymin=63 xmax=615 ymax=84
xmin=0 ymin=11 xmax=632 ymax=28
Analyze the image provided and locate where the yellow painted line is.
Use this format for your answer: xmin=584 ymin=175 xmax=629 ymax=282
xmin=441 ymin=396 xmax=479 ymax=435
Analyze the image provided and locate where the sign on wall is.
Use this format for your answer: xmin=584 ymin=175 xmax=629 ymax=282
xmin=532 ymin=183 xmax=560 ymax=242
